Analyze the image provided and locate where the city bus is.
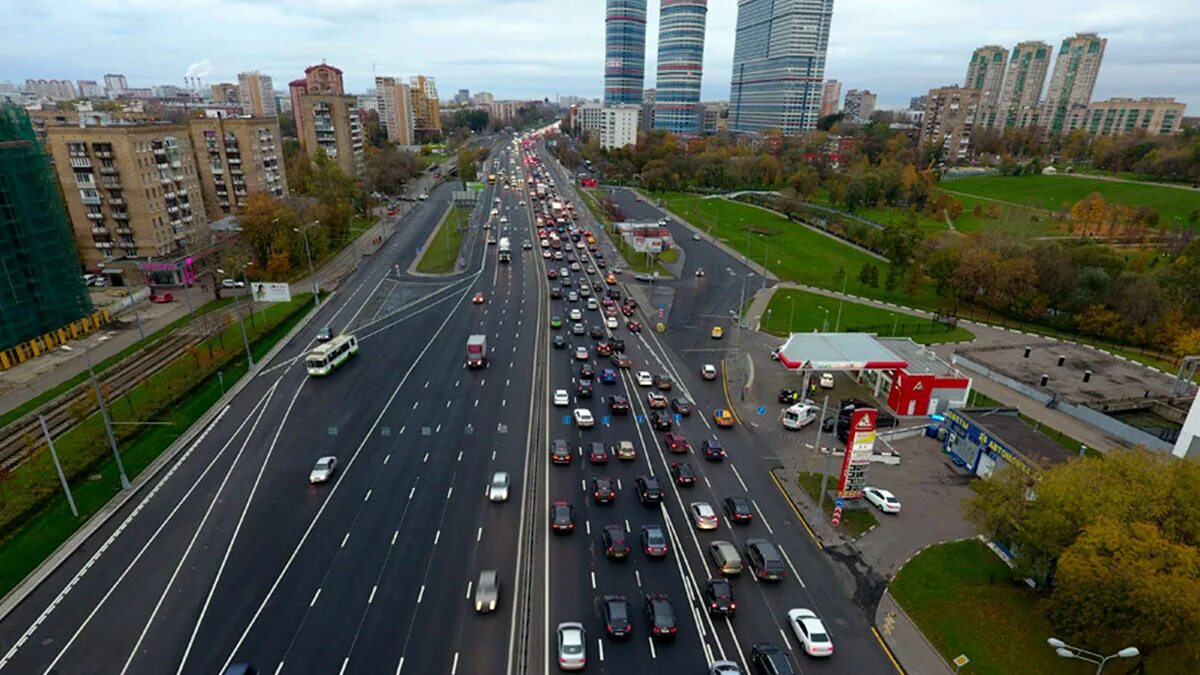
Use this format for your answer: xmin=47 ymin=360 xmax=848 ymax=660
xmin=306 ymin=334 xmax=359 ymax=377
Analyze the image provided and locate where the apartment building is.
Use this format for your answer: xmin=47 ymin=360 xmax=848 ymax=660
xmin=289 ymin=63 xmax=345 ymax=145
xmin=410 ymin=75 xmax=442 ymax=133
xmin=103 ymin=74 xmax=128 ymax=98
xmin=842 ymin=89 xmax=876 ymax=123
xmin=45 ymin=123 xmax=209 ymax=271
xmin=188 ymin=114 xmax=287 ymax=217
xmin=375 ymin=76 xmax=415 ymax=146
xmin=920 ymin=86 xmax=982 ymax=163
xmin=604 ymin=0 xmax=648 ymax=105
xmin=601 ymin=104 xmax=640 ymax=149
xmin=819 ymin=80 xmax=842 ymax=119
xmin=965 ymin=45 xmax=1008 ymax=128
xmin=24 ymin=79 xmax=77 ymax=100
xmin=210 ymin=83 xmax=241 ymax=105
xmin=1068 ymin=97 xmax=1186 ymax=137
xmin=296 ymin=93 xmax=363 ymax=177
xmin=1042 ymin=32 xmax=1106 ymax=133
xmin=653 ymin=0 xmax=708 ymax=135
xmin=995 ymin=41 xmax=1051 ymax=129
xmin=237 ymin=71 xmax=277 ymax=117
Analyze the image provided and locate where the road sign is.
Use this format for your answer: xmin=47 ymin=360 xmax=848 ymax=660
xmin=636 ymin=415 xmax=645 ymax=424
xmin=756 ymin=406 xmax=766 ymax=415
xmin=655 ymin=322 xmax=665 ymax=333
xmin=561 ymin=415 xmax=571 ymax=425
xmin=835 ymin=498 xmax=845 ymax=507
xmin=673 ymin=414 xmax=681 ymax=423
xmin=601 ymin=416 xmax=611 ymax=427
xmin=832 ymin=506 xmax=843 ymax=526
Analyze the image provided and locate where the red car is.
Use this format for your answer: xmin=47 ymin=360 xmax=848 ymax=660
xmin=547 ymin=270 xmax=558 ymax=280
xmin=621 ymin=305 xmax=636 ymax=317
xmin=472 ymin=292 xmax=485 ymax=304
xmin=596 ymin=342 xmax=613 ymax=356
xmin=150 ymin=292 xmax=174 ymax=304
xmin=664 ymin=433 xmax=691 ymax=453
xmin=588 ymin=442 xmax=610 ymax=464
xmin=627 ymin=321 xmax=643 ymax=332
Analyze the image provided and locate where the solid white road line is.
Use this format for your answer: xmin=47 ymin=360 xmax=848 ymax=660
xmin=465 ymin=581 xmax=473 ymax=599
xmin=752 ymin=500 xmax=774 ymax=534
xmin=730 ymin=464 xmax=749 ymax=492
xmin=369 ymin=586 xmax=377 ymax=604
xmin=778 ymin=546 xmax=806 ymax=588
xmin=417 ymin=585 xmax=425 ymax=604
xmin=310 ymin=589 xmax=320 ymax=607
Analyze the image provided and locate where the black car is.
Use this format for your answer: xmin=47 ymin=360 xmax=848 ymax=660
xmin=611 ymin=338 xmax=626 ymax=352
xmin=701 ymin=439 xmax=726 ymax=461
xmin=550 ymin=439 xmax=572 ymax=464
xmin=579 ymin=362 xmax=595 ymax=379
xmin=606 ymin=288 xmax=621 ymax=300
xmin=723 ymin=496 xmax=754 ymax=523
xmin=704 ymin=578 xmax=736 ymax=616
xmin=609 ymin=395 xmax=630 ymax=415
xmin=835 ymin=398 xmax=898 ymax=428
xmin=602 ymin=524 xmax=630 ymax=559
xmin=602 ymin=595 xmax=633 ymax=638
xmin=644 ymin=593 xmax=678 ymax=640
xmin=592 ymin=476 xmax=616 ymax=503
xmin=636 ymin=475 xmax=662 ymax=505
xmin=671 ymin=398 xmax=693 ymax=416
xmin=550 ymin=287 xmax=563 ymax=299
xmin=751 ymin=643 xmax=795 ymax=675
xmin=553 ymin=334 xmax=567 ymax=349
xmin=550 ymin=500 xmax=575 ymax=533
xmin=316 ymin=326 xmax=333 ymax=342
xmin=670 ymin=462 xmax=696 ymax=486
xmin=650 ymin=412 xmax=672 ymax=431
xmin=589 ymin=325 xmax=604 ymax=339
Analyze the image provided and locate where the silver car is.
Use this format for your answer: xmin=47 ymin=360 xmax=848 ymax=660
xmin=709 ymin=661 xmax=742 ymax=675
xmin=488 ymin=472 xmax=510 ymax=502
xmin=474 ymin=569 xmax=500 ymax=613
xmin=309 ymin=456 xmax=338 ymax=484
xmin=557 ymin=621 xmax=586 ymax=670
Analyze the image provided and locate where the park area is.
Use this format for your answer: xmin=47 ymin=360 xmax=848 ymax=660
xmin=761 ymin=288 xmax=974 ymax=345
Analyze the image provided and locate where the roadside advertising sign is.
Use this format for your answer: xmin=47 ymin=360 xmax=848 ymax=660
xmin=837 ymin=408 xmax=877 ymax=499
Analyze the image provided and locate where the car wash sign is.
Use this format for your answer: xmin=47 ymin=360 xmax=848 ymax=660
xmin=837 ymin=408 xmax=877 ymax=499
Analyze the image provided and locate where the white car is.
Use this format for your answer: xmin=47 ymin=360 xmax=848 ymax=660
xmin=863 ymin=486 xmax=902 ymax=514
xmin=499 ymin=215 xmax=508 ymax=224
xmin=787 ymin=608 xmax=834 ymax=657
xmin=690 ymin=501 xmax=719 ymax=530
xmin=553 ymin=389 xmax=570 ymax=406
xmin=487 ymin=472 xmax=510 ymax=502
xmin=418 ymin=192 xmax=429 ymax=200
xmin=819 ymin=372 xmax=835 ymax=389
xmin=635 ymin=371 xmax=653 ymax=387
xmin=606 ymin=316 xmax=618 ymax=329
xmin=587 ymin=298 xmax=599 ymax=311
xmin=309 ymin=456 xmax=338 ymax=484
xmin=573 ymin=408 xmax=594 ymax=428
xmin=557 ymin=622 xmax=586 ymax=670
xmin=692 ymin=233 xmax=702 ymax=241
xmin=701 ymin=364 xmax=718 ymax=380
xmin=574 ymin=346 xmax=589 ymax=361
xmin=569 ymin=308 xmax=582 ymax=321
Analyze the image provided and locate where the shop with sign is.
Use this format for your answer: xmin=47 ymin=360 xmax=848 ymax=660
xmin=943 ymin=407 xmax=1078 ymax=478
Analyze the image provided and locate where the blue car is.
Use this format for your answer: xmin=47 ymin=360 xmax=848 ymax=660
xmin=600 ymin=368 xmax=617 ymax=384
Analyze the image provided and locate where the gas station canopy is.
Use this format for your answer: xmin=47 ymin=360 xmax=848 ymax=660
xmin=775 ymin=333 xmax=908 ymax=371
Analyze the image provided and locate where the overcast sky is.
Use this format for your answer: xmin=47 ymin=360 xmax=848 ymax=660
xmin=4 ymin=0 xmax=1198 ymax=111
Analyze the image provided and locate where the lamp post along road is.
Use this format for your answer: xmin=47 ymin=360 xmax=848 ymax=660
xmin=295 ymin=221 xmax=320 ymax=308
xmin=84 ymin=341 xmax=130 ymax=489
xmin=218 ymin=267 xmax=255 ymax=370
xmin=1046 ymin=638 xmax=1139 ymax=674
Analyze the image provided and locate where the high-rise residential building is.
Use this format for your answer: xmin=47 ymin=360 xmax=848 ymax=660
xmin=920 ymin=86 xmax=982 ymax=162
xmin=601 ymin=104 xmax=641 ymax=149
xmin=1042 ymin=32 xmax=1106 ymax=133
xmin=472 ymin=91 xmax=495 ymax=105
xmin=410 ymin=75 xmax=442 ymax=133
xmin=1068 ymin=97 xmax=1187 ymax=137
xmin=0 ymin=106 xmax=93 ymax=351
xmin=819 ymin=80 xmax=842 ymax=118
xmin=641 ymin=88 xmax=657 ymax=131
xmin=573 ymin=102 xmax=607 ymax=135
xmin=455 ymin=89 xmax=471 ymax=104
xmin=604 ymin=0 xmax=648 ymax=105
xmin=729 ymin=0 xmax=835 ymax=135
xmin=909 ymin=95 xmax=926 ymax=111
xmin=103 ymin=74 xmax=128 ymax=98
xmin=44 ymin=123 xmax=209 ymax=271
xmin=189 ymin=114 xmax=287 ymax=217
xmin=289 ymin=64 xmax=346 ymax=145
xmin=701 ymin=102 xmax=721 ymax=134
xmin=842 ymin=89 xmax=876 ymax=123
xmin=995 ymin=40 xmax=1051 ymax=129
xmin=210 ymin=82 xmax=240 ymax=105
xmin=653 ymin=0 xmax=708 ymax=135
xmin=24 ymin=79 xmax=77 ymax=101
xmin=965 ymin=46 xmax=1008 ymax=108
xmin=237 ymin=71 xmax=277 ymax=117
xmin=296 ymin=93 xmax=363 ymax=177
xmin=375 ymin=76 xmax=415 ymax=146
xmin=77 ymin=80 xmax=103 ymax=98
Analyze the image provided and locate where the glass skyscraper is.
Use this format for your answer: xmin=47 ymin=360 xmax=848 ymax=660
xmin=604 ymin=0 xmax=648 ymax=105
xmin=728 ymin=0 xmax=835 ymax=135
xmin=654 ymin=0 xmax=708 ymax=135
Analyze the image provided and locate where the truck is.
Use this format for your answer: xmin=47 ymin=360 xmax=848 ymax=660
xmin=536 ymin=183 xmax=547 ymax=199
xmin=550 ymin=201 xmax=564 ymax=219
xmin=466 ymin=334 xmax=487 ymax=368
xmin=498 ymin=237 xmax=511 ymax=263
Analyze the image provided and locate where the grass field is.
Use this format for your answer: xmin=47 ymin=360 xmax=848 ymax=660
xmin=795 ymin=472 xmax=876 ymax=538
xmin=941 ymin=174 xmax=1200 ymax=231
xmin=659 ymin=193 xmax=945 ymax=310
xmin=416 ymin=206 xmax=468 ymax=274
xmin=762 ymin=289 xmax=975 ymax=345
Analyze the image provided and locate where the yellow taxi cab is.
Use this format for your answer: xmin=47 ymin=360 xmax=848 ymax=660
xmin=713 ymin=409 xmax=735 ymax=428
xmin=605 ymin=273 xmax=618 ymax=285
xmin=586 ymin=235 xmax=596 ymax=245
xmin=710 ymin=326 xmax=724 ymax=339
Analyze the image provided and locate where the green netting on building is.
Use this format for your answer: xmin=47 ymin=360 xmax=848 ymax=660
xmin=0 ymin=105 xmax=93 ymax=351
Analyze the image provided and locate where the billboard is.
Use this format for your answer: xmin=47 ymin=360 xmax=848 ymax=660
xmin=251 ymin=282 xmax=291 ymax=303
xmin=837 ymin=408 xmax=877 ymax=499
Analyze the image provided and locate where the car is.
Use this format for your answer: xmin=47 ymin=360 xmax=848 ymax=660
xmin=724 ymin=496 xmax=754 ymax=523
xmin=473 ymin=292 xmax=486 ymax=304
xmin=551 ymin=439 xmax=572 ymax=463
xmin=606 ymin=316 xmax=619 ymax=329
xmin=595 ymin=341 xmax=612 ymax=356
xmin=713 ymin=409 xmax=735 ymax=428
xmin=602 ymin=595 xmax=633 ymax=638
xmin=566 ymin=291 xmax=578 ymax=302
xmin=636 ymin=475 xmax=663 ymax=505
xmin=664 ymin=433 xmax=691 ymax=453
xmin=640 ymin=524 xmax=669 ymax=557
xmin=635 ymin=371 xmax=653 ymax=387
xmin=550 ymin=500 xmax=576 ymax=533
xmin=611 ymin=353 xmax=632 ymax=368
xmin=709 ymin=661 xmax=742 ymax=675
xmin=576 ymin=380 xmax=593 ymax=398
xmin=221 ymin=278 xmax=245 ymax=289
xmin=542 ymin=249 xmax=551 ymax=259
xmin=605 ymin=273 xmax=618 ymax=285
xmin=787 ymin=608 xmax=834 ymax=657
xmin=570 ymin=262 xmax=581 ymax=272
xmin=864 ymin=486 xmax=902 ymax=514
xmin=549 ymin=316 xmax=563 ymax=329
xmin=568 ymin=308 xmax=582 ymax=321
xmin=690 ymin=501 xmax=719 ymax=529
xmin=649 ymin=411 xmax=672 ymax=431
xmin=556 ymin=622 xmax=586 ymax=670
xmin=614 ymin=440 xmax=637 ymax=460
xmin=671 ymin=462 xmax=697 ymax=486
xmin=602 ymin=524 xmax=631 ymax=560
xmin=626 ymin=320 xmax=642 ymax=332
xmin=701 ymin=364 xmax=718 ymax=380
xmin=600 ymin=368 xmax=617 ymax=384
xmin=620 ymin=304 xmax=636 ymax=317
xmin=592 ymin=476 xmax=616 ymax=503
xmin=550 ymin=287 xmax=563 ymax=300
xmin=835 ymin=397 xmax=898 ymax=428
xmin=309 ymin=456 xmax=338 ymax=484
xmin=704 ymin=578 xmax=735 ymax=616
xmin=487 ymin=471 xmax=510 ymax=502
xmin=588 ymin=324 xmax=603 ymax=339
xmin=710 ymin=325 xmax=724 ymax=339
xmin=579 ymin=362 xmax=595 ymax=379
xmin=574 ymin=346 xmax=589 ymax=360
xmin=647 ymin=391 xmax=668 ymax=409
xmin=701 ymin=439 xmax=725 ymax=461
xmin=571 ymin=323 xmax=585 ymax=336
xmin=610 ymin=338 xmax=626 ymax=352
xmin=547 ymin=269 xmax=558 ymax=280
xmin=523 ymin=241 xmax=532 ymax=250
xmin=671 ymin=398 xmax=692 ymax=415
xmin=609 ymin=395 xmax=630 ymax=415
xmin=553 ymin=334 xmax=567 ymax=349
xmin=644 ymin=593 xmax=677 ymax=639
xmin=709 ymin=540 xmax=744 ymax=575
xmin=474 ymin=569 xmax=500 ymax=613
xmin=587 ymin=441 xmax=609 ymax=464
xmin=819 ymin=372 xmax=836 ymax=389
xmin=150 ymin=292 xmax=173 ymax=304
xmin=750 ymin=642 xmax=796 ymax=675
xmin=573 ymin=408 xmax=594 ymax=428
xmin=578 ymin=286 xmax=591 ymax=298
xmin=744 ymin=538 xmax=787 ymax=581
xmin=553 ymin=389 xmax=570 ymax=406
xmin=653 ymin=374 xmax=673 ymax=391
xmin=316 ymin=326 xmax=334 ymax=342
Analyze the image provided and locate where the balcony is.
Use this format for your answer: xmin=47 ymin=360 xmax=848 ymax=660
xmin=231 ymin=168 xmax=243 ymax=176
xmin=94 ymin=150 xmax=113 ymax=159
xmin=87 ymin=212 xmax=105 ymax=221
xmin=69 ymin=157 xmax=92 ymax=169
xmin=109 ymin=197 xmax=125 ymax=206
xmin=90 ymin=226 xmax=108 ymax=235
xmin=95 ymin=241 xmax=114 ymax=249
xmin=164 ymin=190 xmax=176 ymax=199
xmin=228 ymin=157 xmax=241 ymax=164
xmin=116 ymin=226 xmax=133 ymax=235
xmin=167 ymin=205 xmax=179 ymax=214
xmin=75 ymin=177 xmax=95 ymax=187
xmin=216 ymin=191 xmax=228 ymax=198
xmin=99 ymin=165 xmax=118 ymax=175
xmin=81 ymin=195 xmax=101 ymax=205
xmin=157 ymin=162 xmax=169 ymax=170
xmin=218 ymin=200 xmax=230 ymax=208
xmin=112 ymin=211 xmax=129 ymax=220
xmin=101 ymin=179 xmax=122 ymax=189
xmin=160 ymin=177 xmax=173 ymax=186
xmin=177 ymin=188 xmax=187 ymax=196
xmin=234 ymin=189 xmax=247 ymax=197
xmin=173 ymin=174 xmax=184 ymax=182
xmin=170 ymin=160 xmax=182 ymax=168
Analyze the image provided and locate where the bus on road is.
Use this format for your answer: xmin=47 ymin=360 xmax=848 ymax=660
xmin=306 ymin=334 xmax=359 ymax=377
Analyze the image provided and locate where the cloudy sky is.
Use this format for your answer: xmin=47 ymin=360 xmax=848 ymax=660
xmin=4 ymin=0 xmax=1198 ymax=111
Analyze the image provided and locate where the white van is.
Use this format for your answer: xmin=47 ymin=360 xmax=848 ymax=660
xmin=781 ymin=403 xmax=818 ymax=430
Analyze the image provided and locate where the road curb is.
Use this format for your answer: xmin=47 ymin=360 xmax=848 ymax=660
xmin=0 ymin=294 xmax=329 ymax=623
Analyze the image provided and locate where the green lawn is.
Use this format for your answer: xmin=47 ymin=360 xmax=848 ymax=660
xmin=941 ymin=174 xmax=1200 ymax=232
xmin=795 ymin=472 xmax=876 ymax=538
xmin=659 ymin=193 xmax=945 ymax=310
xmin=416 ymin=206 xmax=468 ymax=274
xmin=762 ymin=289 xmax=975 ymax=345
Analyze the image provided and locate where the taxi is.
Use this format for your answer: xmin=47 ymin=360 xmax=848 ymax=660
xmin=713 ymin=409 xmax=735 ymax=428
xmin=710 ymin=326 xmax=724 ymax=339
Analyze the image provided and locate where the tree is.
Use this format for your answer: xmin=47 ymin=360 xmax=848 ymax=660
xmin=456 ymin=148 xmax=478 ymax=182
xmin=878 ymin=219 xmax=924 ymax=269
xmin=785 ymin=165 xmax=821 ymax=201
xmin=857 ymin=263 xmax=879 ymax=289
xmin=1174 ymin=327 xmax=1200 ymax=357
xmin=365 ymin=146 xmax=420 ymax=195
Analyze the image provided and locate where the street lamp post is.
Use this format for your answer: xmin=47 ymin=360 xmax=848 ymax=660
xmin=294 ymin=222 xmax=320 ymax=308
xmin=817 ymin=305 xmax=830 ymax=333
xmin=129 ymin=287 xmax=145 ymax=341
xmin=1046 ymin=638 xmax=1139 ymax=674
xmin=218 ymin=267 xmax=255 ymax=370
xmin=242 ymin=263 xmax=264 ymax=326
xmin=84 ymin=341 xmax=130 ymax=489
